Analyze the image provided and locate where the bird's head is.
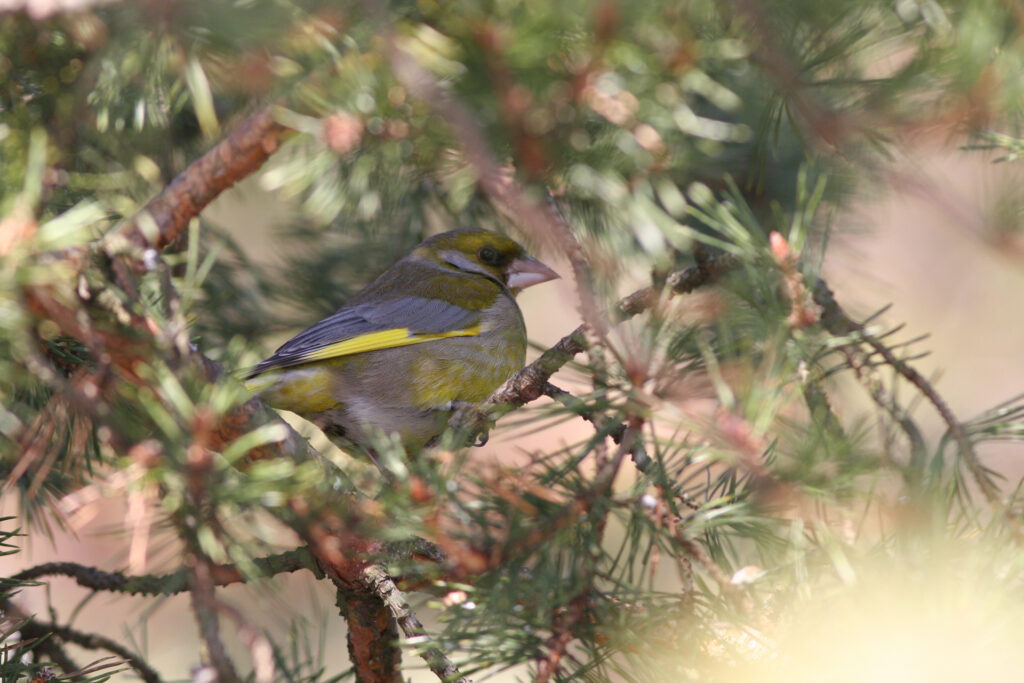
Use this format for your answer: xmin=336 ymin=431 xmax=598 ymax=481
xmin=413 ymin=229 xmax=559 ymax=292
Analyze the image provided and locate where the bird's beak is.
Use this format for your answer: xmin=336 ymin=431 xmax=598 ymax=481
xmin=507 ymin=255 xmax=559 ymax=291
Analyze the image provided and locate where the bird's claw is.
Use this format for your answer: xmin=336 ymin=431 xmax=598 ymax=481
xmin=448 ymin=401 xmax=493 ymax=447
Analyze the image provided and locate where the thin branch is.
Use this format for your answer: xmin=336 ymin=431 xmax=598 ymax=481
xmin=10 ymin=604 xmax=162 ymax=683
xmin=863 ymin=337 xmax=994 ymax=497
xmin=287 ymin=508 xmax=404 ymax=683
xmin=302 ymin=518 xmax=468 ymax=682
xmin=114 ymin=105 xmax=287 ymax=252
xmin=362 ymin=564 xmax=470 ymax=683
xmin=13 ymin=548 xmax=318 ymax=596
xmin=533 ymin=421 xmax=637 ymax=683
xmin=812 ymin=280 xmax=998 ymax=503
xmin=541 ymin=382 xmax=627 ymax=443
xmin=839 ymin=344 xmax=927 ymax=466
xmin=187 ymin=556 xmax=242 ymax=683
xmin=533 ymin=592 xmax=589 ymax=683
xmin=673 ymin=533 xmax=750 ymax=613
xmin=7 ymin=621 xmax=83 ymax=682
xmin=216 ymin=602 xmax=276 ymax=683
xmin=457 ymin=252 xmax=742 ymax=425
xmin=285 ymin=490 xmax=470 ymax=682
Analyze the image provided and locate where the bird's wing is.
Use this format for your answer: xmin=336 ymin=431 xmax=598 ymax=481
xmin=247 ymin=296 xmax=482 ymax=377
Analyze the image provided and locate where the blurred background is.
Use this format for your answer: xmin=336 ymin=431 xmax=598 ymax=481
xmin=3 ymin=0 xmax=1024 ymax=681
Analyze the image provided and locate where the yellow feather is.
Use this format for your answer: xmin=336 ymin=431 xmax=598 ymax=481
xmin=292 ymin=325 xmax=482 ymax=363
xmin=247 ymin=365 xmax=339 ymax=413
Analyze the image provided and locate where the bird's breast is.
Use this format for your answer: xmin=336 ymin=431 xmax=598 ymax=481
xmin=409 ymin=294 xmax=526 ymax=407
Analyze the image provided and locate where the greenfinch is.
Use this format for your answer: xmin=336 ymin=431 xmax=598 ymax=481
xmin=246 ymin=229 xmax=558 ymax=451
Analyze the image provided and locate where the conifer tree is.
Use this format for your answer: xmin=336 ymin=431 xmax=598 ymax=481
xmin=2 ymin=1 xmax=1024 ymax=681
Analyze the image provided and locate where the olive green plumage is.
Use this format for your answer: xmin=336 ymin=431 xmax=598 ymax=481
xmin=246 ymin=229 xmax=558 ymax=451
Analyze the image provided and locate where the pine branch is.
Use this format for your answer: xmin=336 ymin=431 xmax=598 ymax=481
xmin=451 ymin=252 xmax=742 ymax=438
xmin=31 ymin=625 xmax=161 ymax=683
xmin=812 ymin=280 xmax=998 ymax=503
xmin=115 ymin=105 xmax=287 ymax=253
xmin=731 ymin=0 xmax=854 ymax=149
xmin=8 ymin=623 xmax=83 ymax=683
xmin=533 ymin=591 xmax=589 ymax=683
xmin=188 ymin=555 xmax=242 ymax=683
xmin=10 ymin=5 xmax=1024 ymax=683
xmin=12 ymin=548 xmax=318 ymax=596
xmin=5 ymin=600 xmax=162 ymax=683
xmin=333 ymin=583 xmax=402 ymax=683
xmin=215 ymin=601 xmax=277 ymax=683
xmin=289 ymin=500 xmax=468 ymax=683
xmin=362 ymin=563 xmax=470 ymax=683
xmin=19 ymin=98 xmax=318 ymax=466
xmin=21 ymin=79 xmax=447 ymax=683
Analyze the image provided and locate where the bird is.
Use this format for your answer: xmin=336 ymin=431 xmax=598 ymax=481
xmin=245 ymin=229 xmax=558 ymax=452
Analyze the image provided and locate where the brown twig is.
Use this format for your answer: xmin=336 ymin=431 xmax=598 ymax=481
xmin=542 ymin=382 xmax=628 ymax=444
xmin=333 ymin=583 xmax=402 ymax=683
xmin=296 ymin=496 xmax=468 ymax=682
xmin=838 ymin=344 xmax=927 ymax=467
xmin=6 ymin=600 xmax=162 ymax=683
xmin=533 ymin=591 xmax=589 ymax=683
xmin=290 ymin=508 xmax=406 ymax=683
xmin=216 ymin=602 xmax=276 ymax=683
xmin=187 ymin=556 xmax=242 ymax=683
xmin=12 ymin=548 xmax=318 ymax=596
xmin=114 ymin=106 xmax=287 ymax=253
xmin=812 ymin=281 xmax=998 ymax=503
xmin=672 ymin=534 xmax=749 ymax=611
xmin=532 ymin=420 xmax=638 ymax=683
xmin=362 ymin=564 xmax=471 ymax=683
xmin=461 ymin=252 xmax=741 ymax=427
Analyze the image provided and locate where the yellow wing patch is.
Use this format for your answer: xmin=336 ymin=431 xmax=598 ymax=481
xmin=294 ymin=325 xmax=482 ymax=364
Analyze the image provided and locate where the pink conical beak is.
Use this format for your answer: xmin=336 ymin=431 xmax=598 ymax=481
xmin=506 ymin=254 xmax=559 ymax=291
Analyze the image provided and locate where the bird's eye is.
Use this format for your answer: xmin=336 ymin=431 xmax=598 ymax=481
xmin=478 ymin=246 xmax=501 ymax=265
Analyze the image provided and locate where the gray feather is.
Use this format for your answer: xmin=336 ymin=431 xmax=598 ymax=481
xmin=248 ymin=296 xmax=480 ymax=377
